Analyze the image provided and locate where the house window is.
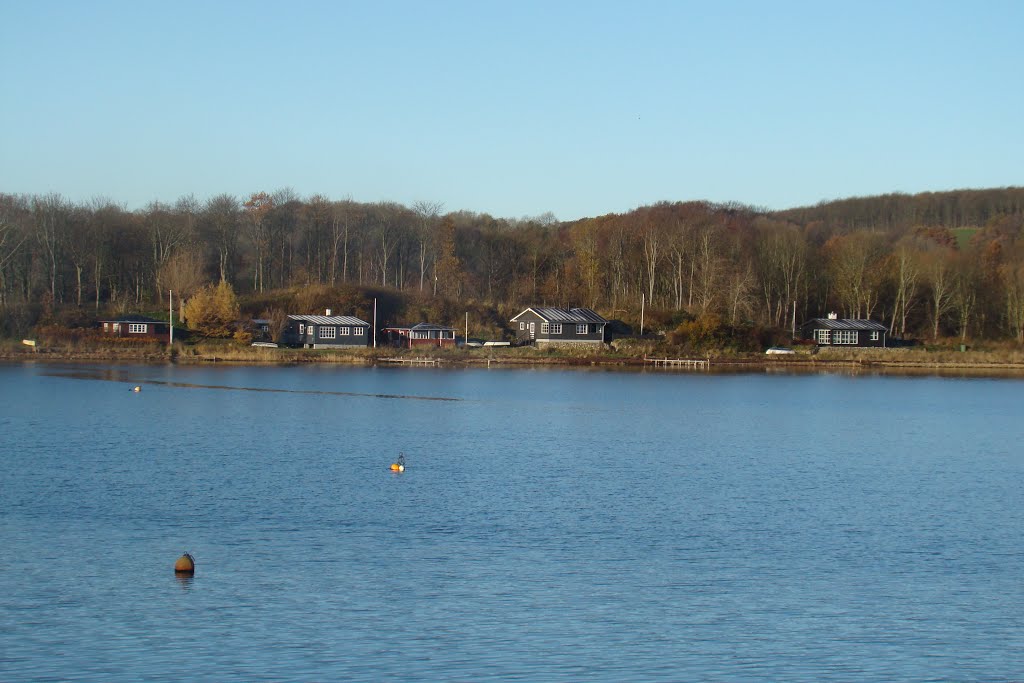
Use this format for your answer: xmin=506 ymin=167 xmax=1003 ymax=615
xmin=320 ymin=326 xmax=336 ymax=339
xmin=128 ymin=323 xmax=147 ymax=334
xmin=413 ymin=330 xmax=429 ymax=339
xmin=103 ymin=322 xmax=109 ymax=331
xmin=299 ymin=323 xmax=305 ymax=335
xmin=871 ymin=331 xmax=880 ymax=341
xmin=576 ymin=324 xmax=588 ymax=334
xmin=551 ymin=323 xmax=562 ymax=334
xmin=354 ymin=327 xmax=364 ymax=336
xmin=816 ymin=329 xmax=831 ymax=344
xmin=541 ymin=323 xmax=550 ymax=334
xmin=519 ymin=322 xmax=525 ymax=330
xmin=834 ymin=330 xmax=858 ymax=344
xmin=340 ymin=326 xmax=351 ymax=336
xmin=442 ymin=330 xmax=454 ymax=339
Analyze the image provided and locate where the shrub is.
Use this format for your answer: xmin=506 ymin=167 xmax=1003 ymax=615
xmin=668 ymin=314 xmax=769 ymax=353
xmin=182 ymin=282 xmax=240 ymax=338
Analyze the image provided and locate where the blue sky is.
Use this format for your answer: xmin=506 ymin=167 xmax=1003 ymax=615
xmin=1 ymin=1 xmax=1021 ymax=220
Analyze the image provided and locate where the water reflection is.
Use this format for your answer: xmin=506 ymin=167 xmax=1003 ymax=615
xmin=42 ymin=367 xmax=462 ymax=401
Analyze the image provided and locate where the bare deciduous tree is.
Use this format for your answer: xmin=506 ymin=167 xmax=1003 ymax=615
xmin=921 ymin=245 xmax=956 ymax=339
xmin=412 ymin=200 xmax=443 ymax=292
xmin=201 ymin=195 xmax=240 ymax=285
xmin=32 ymin=193 xmax=69 ymax=301
xmin=243 ymin=192 xmax=274 ymax=292
xmin=888 ymin=244 xmax=919 ymax=337
xmin=159 ymin=247 xmax=207 ymax=319
xmin=824 ymin=230 xmax=887 ymax=319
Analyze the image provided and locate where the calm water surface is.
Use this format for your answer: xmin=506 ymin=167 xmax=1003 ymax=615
xmin=1 ymin=362 xmax=1022 ymax=681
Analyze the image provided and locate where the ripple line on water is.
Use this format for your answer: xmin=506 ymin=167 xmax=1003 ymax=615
xmin=41 ymin=369 xmax=462 ymax=401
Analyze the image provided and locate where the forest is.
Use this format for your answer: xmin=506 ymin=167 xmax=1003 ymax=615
xmin=2 ymin=186 xmax=1024 ymax=347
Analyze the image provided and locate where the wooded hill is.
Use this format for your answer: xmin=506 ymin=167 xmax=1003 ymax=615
xmin=2 ymin=187 xmax=1023 ymax=345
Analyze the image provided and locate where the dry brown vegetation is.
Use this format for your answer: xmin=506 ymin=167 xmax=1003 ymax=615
xmin=4 ymin=187 xmax=1024 ymax=350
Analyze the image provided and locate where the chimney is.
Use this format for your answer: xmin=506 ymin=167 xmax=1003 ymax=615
xmin=326 ymin=308 xmax=332 ymax=316
xmin=827 ymin=312 xmax=838 ymax=320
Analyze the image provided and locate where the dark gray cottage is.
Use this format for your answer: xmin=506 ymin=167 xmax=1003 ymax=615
xmin=281 ymin=313 xmax=370 ymax=348
xmin=800 ymin=314 xmax=889 ymax=348
xmin=510 ymin=307 xmax=608 ymax=346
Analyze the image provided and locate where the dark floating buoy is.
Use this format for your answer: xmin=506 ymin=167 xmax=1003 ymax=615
xmin=174 ymin=552 xmax=195 ymax=575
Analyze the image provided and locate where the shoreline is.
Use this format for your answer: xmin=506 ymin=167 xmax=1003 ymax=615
xmin=4 ymin=344 xmax=1024 ymax=378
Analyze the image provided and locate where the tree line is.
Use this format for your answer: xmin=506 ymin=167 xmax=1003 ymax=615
xmin=2 ymin=187 xmax=1024 ymax=343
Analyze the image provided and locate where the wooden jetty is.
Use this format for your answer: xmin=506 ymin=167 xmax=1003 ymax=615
xmin=380 ymin=357 xmax=441 ymax=366
xmin=644 ymin=357 xmax=710 ymax=369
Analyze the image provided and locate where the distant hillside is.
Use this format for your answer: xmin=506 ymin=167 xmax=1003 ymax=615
xmin=4 ymin=185 xmax=1024 ymax=343
xmin=772 ymin=187 xmax=1024 ymax=233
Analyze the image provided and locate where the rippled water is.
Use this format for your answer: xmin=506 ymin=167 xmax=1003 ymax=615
xmin=1 ymin=362 xmax=1022 ymax=681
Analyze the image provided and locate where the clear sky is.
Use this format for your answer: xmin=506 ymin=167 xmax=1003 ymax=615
xmin=1 ymin=1 xmax=1021 ymax=221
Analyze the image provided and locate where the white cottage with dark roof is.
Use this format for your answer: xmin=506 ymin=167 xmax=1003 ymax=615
xmin=282 ymin=310 xmax=370 ymax=348
xmin=800 ymin=313 xmax=888 ymax=347
xmin=510 ymin=307 xmax=608 ymax=346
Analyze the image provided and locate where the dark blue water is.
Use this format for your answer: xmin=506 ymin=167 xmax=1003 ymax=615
xmin=1 ymin=362 xmax=1022 ymax=681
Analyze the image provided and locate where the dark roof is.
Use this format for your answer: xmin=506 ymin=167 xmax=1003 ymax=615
xmin=803 ymin=318 xmax=887 ymax=332
xmin=510 ymin=307 xmax=608 ymax=324
xmin=99 ymin=314 xmax=167 ymax=324
xmin=384 ymin=322 xmax=457 ymax=332
xmin=288 ymin=314 xmax=369 ymax=326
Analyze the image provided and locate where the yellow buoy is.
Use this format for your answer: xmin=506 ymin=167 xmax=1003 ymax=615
xmin=390 ymin=463 xmax=404 ymax=472
xmin=132 ymin=386 xmax=142 ymax=392
xmin=174 ymin=553 xmax=195 ymax=575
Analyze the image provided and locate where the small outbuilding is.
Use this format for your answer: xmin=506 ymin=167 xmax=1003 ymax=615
xmin=99 ymin=315 xmax=170 ymax=342
xmin=800 ymin=313 xmax=889 ymax=347
xmin=281 ymin=311 xmax=370 ymax=348
xmin=382 ymin=323 xmax=457 ymax=348
xmin=510 ymin=307 xmax=608 ymax=346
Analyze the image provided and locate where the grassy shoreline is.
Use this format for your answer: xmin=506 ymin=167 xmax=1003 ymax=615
xmin=4 ymin=338 xmax=1024 ymax=376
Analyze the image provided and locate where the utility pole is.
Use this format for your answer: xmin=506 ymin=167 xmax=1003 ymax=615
xmin=169 ymin=290 xmax=174 ymax=346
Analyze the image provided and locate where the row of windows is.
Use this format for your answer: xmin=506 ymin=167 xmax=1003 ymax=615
xmin=105 ymin=322 xmax=150 ymax=333
xmin=521 ymin=321 xmax=596 ymax=335
xmin=298 ymin=323 xmax=364 ymax=338
xmin=834 ymin=330 xmax=858 ymax=344
xmin=815 ymin=329 xmax=882 ymax=344
xmin=412 ymin=330 xmax=456 ymax=339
